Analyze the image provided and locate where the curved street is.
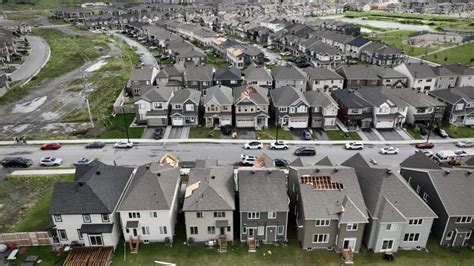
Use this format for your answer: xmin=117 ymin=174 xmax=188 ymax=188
xmin=9 ymin=35 xmax=50 ymax=82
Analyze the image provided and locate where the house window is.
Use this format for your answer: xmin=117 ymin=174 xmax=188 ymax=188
xmin=142 ymin=226 xmax=150 ymax=235
xmin=150 ymin=212 xmax=157 ymax=218
xmin=54 ymin=215 xmax=62 ymax=222
xmin=268 ymin=212 xmax=277 ymax=219
xmin=196 ymin=212 xmax=203 ymax=218
xmin=446 ymin=231 xmax=453 ymax=240
xmin=159 ymin=226 xmax=168 ymax=235
xmin=247 ymin=212 xmax=260 ymax=219
xmin=185 ymin=104 xmax=194 ymax=111
xmin=190 ymin=226 xmax=198 ymax=235
xmin=58 ymin=229 xmax=68 ymax=241
xmin=312 ymin=234 xmax=329 ymax=243
xmin=404 ymin=233 xmax=420 ymax=242
xmin=455 ymin=216 xmax=473 ymax=224
xmin=277 ymin=226 xmax=284 ymax=235
xmin=214 ymin=212 xmax=225 ymax=218
xmin=128 ymin=212 xmax=140 ymax=219
xmin=174 ymin=104 xmax=182 ymax=109
xmin=315 ymin=219 xmax=330 ymax=227
xmin=83 ymin=214 xmax=91 ymax=223
xmin=409 ymin=219 xmax=423 ymax=225
xmin=422 ymin=192 xmax=428 ymax=202
xmin=77 ymin=229 xmax=83 ymax=240
xmin=346 ymin=224 xmax=358 ymax=231
xmin=208 ymin=226 xmax=215 ymax=234
xmin=101 ymin=214 xmax=109 ymax=223
xmin=386 ymin=224 xmax=397 ymax=231
xmin=381 ymin=240 xmax=394 ymax=251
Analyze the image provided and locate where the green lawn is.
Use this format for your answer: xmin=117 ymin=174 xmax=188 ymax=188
xmin=100 ymin=113 xmax=144 ymax=139
xmin=207 ymin=54 xmax=229 ymax=69
xmin=256 ymin=126 xmax=294 ymax=140
xmin=375 ymin=30 xmax=435 ymax=56
xmin=0 ymin=174 xmax=73 ymax=233
xmin=405 ymin=126 xmax=423 ymax=140
xmin=424 ymin=42 xmax=474 ymax=66
xmin=442 ymin=123 xmax=474 ymax=138
xmin=326 ymin=130 xmax=361 ymax=141
xmin=189 ymin=127 xmax=222 ymax=139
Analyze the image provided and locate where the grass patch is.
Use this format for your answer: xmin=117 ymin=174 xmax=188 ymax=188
xmin=442 ymin=122 xmax=474 ymax=138
xmin=326 ymin=130 xmax=361 ymax=141
xmin=256 ymin=126 xmax=293 ymax=140
xmin=0 ymin=174 xmax=73 ymax=233
xmin=100 ymin=113 xmax=144 ymax=139
xmin=207 ymin=54 xmax=228 ymax=69
xmin=405 ymin=126 xmax=423 ymax=140
xmin=375 ymin=30 xmax=435 ymax=56
xmin=188 ymin=127 xmax=222 ymax=139
xmin=424 ymin=42 xmax=474 ymax=66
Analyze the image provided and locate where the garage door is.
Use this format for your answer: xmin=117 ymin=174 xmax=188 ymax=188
xmin=172 ymin=117 xmax=184 ymax=126
xmin=237 ymin=119 xmax=254 ymax=128
xmin=289 ymin=118 xmax=307 ymax=128
xmin=375 ymin=120 xmax=393 ymax=129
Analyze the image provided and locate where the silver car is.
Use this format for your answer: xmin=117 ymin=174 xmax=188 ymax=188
xmin=40 ymin=157 xmax=63 ymax=167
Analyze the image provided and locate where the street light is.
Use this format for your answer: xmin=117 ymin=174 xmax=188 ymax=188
xmin=426 ymin=106 xmax=440 ymax=143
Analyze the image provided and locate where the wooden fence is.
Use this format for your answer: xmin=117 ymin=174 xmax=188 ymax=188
xmin=0 ymin=232 xmax=54 ymax=246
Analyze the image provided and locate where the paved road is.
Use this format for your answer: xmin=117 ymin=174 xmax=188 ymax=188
xmin=9 ymin=35 xmax=50 ymax=82
xmin=111 ymin=32 xmax=159 ymax=68
xmin=0 ymin=142 xmax=460 ymax=169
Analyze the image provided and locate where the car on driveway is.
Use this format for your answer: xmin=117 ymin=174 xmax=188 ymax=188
xmin=294 ymin=147 xmax=316 ymax=156
xmin=456 ymin=140 xmax=474 ymax=148
xmin=41 ymin=142 xmax=61 ymax=150
xmin=241 ymin=155 xmax=257 ymax=166
xmin=85 ymin=141 xmax=105 ymax=149
xmin=40 ymin=157 xmax=63 ymax=167
xmin=269 ymin=140 xmax=289 ymax=150
xmin=273 ymin=159 xmax=288 ymax=167
xmin=380 ymin=146 xmax=399 ymax=155
xmin=415 ymin=142 xmax=435 ymax=149
xmin=415 ymin=149 xmax=434 ymax=158
xmin=433 ymin=127 xmax=448 ymax=138
xmin=345 ymin=142 xmax=364 ymax=150
xmin=114 ymin=141 xmax=134 ymax=149
xmin=301 ymin=130 xmax=312 ymax=140
xmin=73 ymin=157 xmax=94 ymax=166
xmin=1 ymin=157 xmax=33 ymax=168
xmin=243 ymin=141 xmax=263 ymax=150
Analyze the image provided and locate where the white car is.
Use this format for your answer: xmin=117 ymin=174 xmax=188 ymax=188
xmin=114 ymin=141 xmax=134 ymax=149
xmin=269 ymin=140 xmax=289 ymax=150
xmin=241 ymin=155 xmax=257 ymax=166
xmin=243 ymin=141 xmax=263 ymax=150
xmin=415 ymin=149 xmax=434 ymax=158
xmin=380 ymin=146 xmax=399 ymax=155
xmin=40 ymin=157 xmax=63 ymax=167
xmin=345 ymin=142 xmax=364 ymax=150
xmin=456 ymin=140 xmax=474 ymax=148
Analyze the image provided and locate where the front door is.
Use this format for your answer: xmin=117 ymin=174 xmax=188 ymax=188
xmin=89 ymin=234 xmax=103 ymax=246
xmin=132 ymin=228 xmax=138 ymax=237
xmin=343 ymin=238 xmax=357 ymax=251
xmin=266 ymin=227 xmax=276 ymax=243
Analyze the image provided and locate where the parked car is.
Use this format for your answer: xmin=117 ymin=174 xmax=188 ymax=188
xmin=40 ymin=142 xmax=61 ymax=150
xmin=153 ymin=128 xmax=163 ymax=139
xmin=243 ymin=141 xmax=263 ymax=150
xmin=273 ymin=159 xmax=288 ymax=167
xmin=294 ymin=147 xmax=316 ymax=156
xmin=456 ymin=140 xmax=474 ymax=148
xmin=380 ymin=146 xmax=399 ymax=155
xmin=415 ymin=149 xmax=434 ymax=158
xmin=269 ymin=140 xmax=289 ymax=150
xmin=40 ymin=157 xmax=63 ymax=167
xmin=73 ymin=157 xmax=94 ymax=166
xmin=415 ymin=142 xmax=435 ymax=149
xmin=1 ymin=157 xmax=33 ymax=168
xmin=301 ymin=130 xmax=312 ymax=140
xmin=85 ymin=141 xmax=105 ymax=149
xmin=241 ymin=154 xmax=257 ymax=166
xmin=221 ymin=125 xmax=232 ymax=136
xmin=345 ymin=142 xmax=364 ymax=150
xmin=433 ymin=127 xmax=448 ymax=138
xmin=114 ymin=140 xmax=134 ymax=149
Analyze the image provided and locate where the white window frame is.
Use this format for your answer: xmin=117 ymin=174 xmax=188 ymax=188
xmin=268 ymin=212 xmax=277 ymax=219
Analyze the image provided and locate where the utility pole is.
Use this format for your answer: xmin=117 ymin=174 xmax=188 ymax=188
xmin=82 ymin=71 xmax=94 ymax=128
xmin=122 ymin=107 xmax=130 ymax=143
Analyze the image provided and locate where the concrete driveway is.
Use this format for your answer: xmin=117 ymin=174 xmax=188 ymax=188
xmin=111 ymin=32 xmax=159 ymax=68
xmin=378 ymin=129 xmax=404 ymax=141
xmin=9 ymin=35 xmax=50 ymax=82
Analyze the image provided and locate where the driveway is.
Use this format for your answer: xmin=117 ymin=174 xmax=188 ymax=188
xmin=378 ymin=129 xmax=404 ymax=141
xmin=9 ymin=35 xmax=50 ymax=82
xmin=111 ymin=32 xmax=159 ymax=68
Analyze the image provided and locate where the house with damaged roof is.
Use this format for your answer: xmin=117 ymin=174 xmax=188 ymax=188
xmin=48 ymin=161 xmax=135 ymax=249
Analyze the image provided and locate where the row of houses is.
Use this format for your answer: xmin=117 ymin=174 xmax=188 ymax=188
xmin=48 ymin=153 xmax=473 ymax=258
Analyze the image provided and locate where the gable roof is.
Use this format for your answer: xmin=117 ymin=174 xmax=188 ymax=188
xmin=271 ymin=65 xmax=307 ymax=81
xmin=270 ymin=86 xmax=309 ymax=107
xmin=49 ymin=161 xmax=134 ymax=214
xmin=204 ymin=85 xmax=233 ymax=105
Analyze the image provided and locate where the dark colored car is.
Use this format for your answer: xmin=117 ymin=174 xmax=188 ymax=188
xmin=153 ymin=128 xmax=163 ymax=139
xmin=301 ymin=130 xmax=312 ymax=140
xmin=294 ymin=147 xmax=316 ymax=156
xmin=274 ymin=159 xmax=288 ymax=167
xmin=221 ymin=125 xmax=232 ymax=136
xmin=1 ymin=157 xmax=33 ymax=168
xmin=415 ymin=142 xmax=435 ymax=149
xmin=40 ymin=142 xmax=61 ymax=150
xmin=85 ymin=141 xmax=105 ymax=149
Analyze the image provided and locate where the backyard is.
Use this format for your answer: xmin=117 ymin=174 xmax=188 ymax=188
xmin=375 ymin=30 xmax=436 ymax=56
xmin=424 ymin=42 xmax=474 ymax=66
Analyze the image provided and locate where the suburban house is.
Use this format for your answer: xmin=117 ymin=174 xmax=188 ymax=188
xmin=400 ymin=154 xmax=473 ymax=248
xmin=233 ymin=85 xmax=270 ymax=129
xmin=431 ymin=66 xmax=458 ymax=90
xmin=303 ymin=90 xmax=339 ymax=129
xmin=183 ymin=161 xmax=235 ymax=246
xmin=444 ymin=64 xmax=474 ymax=87
xmin=184 ymin=64 xmax=214 ymax=92
xmin=118 ymin=155 xmax=181 ymax=244
xmin=343 ymin=154 xmax=437 ymax=253
xmin=303 ymin=67 xmax=344 ymax=92
xmin=288 ymin=161 xmax=369 ymax=256
xmin=134 ymin=87 xmax=175 ymax=126
xmin=270 ymin=86 xmax=310 ymax=129
xmin=271 ymin=65 xmax=308 ymax=92
xmin=214 ymin=66 xmax=243 ymax=88
xmin=429 ymin=87 xmax=474 ymax=126
xmin=243 ymin=63 xmax=273 ymax=88
xmin=203 ymin=85 xmax=233 ymax=128
xmin=393 ymin=63 xmax=437 ymax=93
xmin=49 ymin=161 xmax=135 ymax=249
xmin=332 ymin=89 xmax=373 ymax=129
xmin=169 ymin=89 xmax=201 ymax=127
xmin=238 ymin=169 xmax=289 ymax=247
xmin=336 ymin=65 xmax=380 ymax=88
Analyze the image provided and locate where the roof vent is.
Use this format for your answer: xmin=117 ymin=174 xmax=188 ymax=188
xmin=445 ymin=170 xmax=450 ymax=175
xmin=386 ymin=169 xmax=392 ymax=175
xmin=96 ymin=171 xmax=101 ymax=175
